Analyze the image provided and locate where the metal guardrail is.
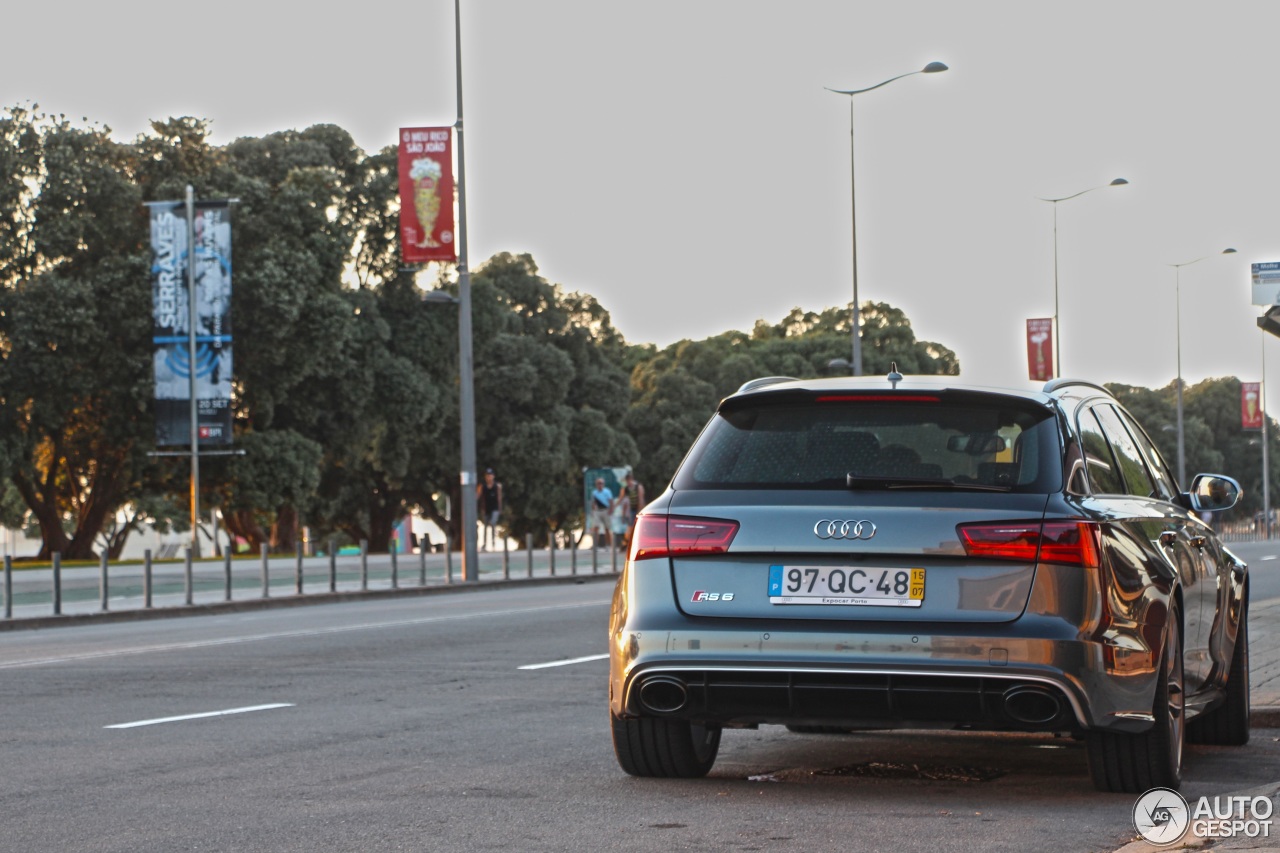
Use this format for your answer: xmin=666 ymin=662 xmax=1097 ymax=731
xmin=1219 ymin=523 xmax=1275 ymax=544
xmin=2 ymin=533 xmax=622 ymax=622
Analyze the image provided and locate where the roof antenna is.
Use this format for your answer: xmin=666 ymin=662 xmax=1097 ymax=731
xmin=887 ymin=362 xmax=903 ymax=389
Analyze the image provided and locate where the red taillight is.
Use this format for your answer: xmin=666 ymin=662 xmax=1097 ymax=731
xmin=957 ymin=521 xmax=1100 ymax=568
xmin=629 ymin=514 xmax=740 ymax=561
xmin=629 ymin=515 xmax=669 ymax=560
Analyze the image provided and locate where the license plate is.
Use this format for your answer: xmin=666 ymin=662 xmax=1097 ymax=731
xmin=768 ymin=565 xmax=925 ymax=607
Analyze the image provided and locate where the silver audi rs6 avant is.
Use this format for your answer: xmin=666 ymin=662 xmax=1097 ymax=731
xmin=608 ymin=373 xmax=1250 ymax=792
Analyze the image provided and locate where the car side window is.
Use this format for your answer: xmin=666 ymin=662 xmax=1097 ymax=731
xmin=1077 ymin=408 xmax=1125 ymax=494
xmin=1113 ymin=407 xmax=1178 ymax=500
xmin=1093 ymin=405 xmax=1158 ymax=498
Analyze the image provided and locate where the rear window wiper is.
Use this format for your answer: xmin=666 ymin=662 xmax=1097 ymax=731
xmin=845 ymin=473 xmax=1013 ymax=492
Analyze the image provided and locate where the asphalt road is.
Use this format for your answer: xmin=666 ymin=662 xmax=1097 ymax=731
xmin=3 ymin=575 xmax=1278 ymax=853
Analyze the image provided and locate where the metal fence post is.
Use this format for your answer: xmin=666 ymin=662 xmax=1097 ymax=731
xmin=52 ymin=551 xmax=61 ymax=615
xmin=360 ymin=539 xmax=368 ymax=590
xmin=445 ymin=536 xmax=453 ymax=584
xmin=526 ymin=534 xmax=534 ymax=578
xmin=100 ymin=551 xmax=109 ymax=611
xmin=328 ymin=539 xmax=337 ymax=592
xmin=502 ymin=535 xmax=509 ymax=580
xmin=419 ymin=541 xmax=427 ymax=586
xmin=592 ymin=538 xmax=598 ymax=574
xmin=4 ymin=555 xmax=12 ymax=619
xmin=295 ymin=540 xmax=304 ymax=595
xmin=611 ymin=539 xmax=618 ymax=574
xmin=224 ymin=551 xmax=232 ymax=602
xmin=390 ymin=540 xmax=399 ymax=589
xmin=184 ymin=547 xmax=193 ymax=605
xmin=570 ymin=534 xmax=577 ymax=576
xmin=549 ymin=530 xmax=556 ymax=577
xmin=261 ymin=543 xmax=270 ymax=598
xmin=144 ymin=549 xmax=153 ymax=608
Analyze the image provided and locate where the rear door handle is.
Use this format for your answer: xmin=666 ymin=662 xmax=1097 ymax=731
xmin=1159 ymin=531 xmax=1178 ymax=546
xmin=1189 ymin=535 xmax=1207 ymax=549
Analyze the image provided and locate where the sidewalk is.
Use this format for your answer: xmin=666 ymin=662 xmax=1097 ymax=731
xmin=1251 ymin=597 xmax=1280 ymax=728
xmin=1114 ymin=596 xmax=1280 ymax=853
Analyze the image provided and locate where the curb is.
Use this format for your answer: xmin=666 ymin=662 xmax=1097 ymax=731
xmin=1113 ymin=780 xmax=1280 ymax=853
xmin=0 ymin=572 xmax=618 ymax=632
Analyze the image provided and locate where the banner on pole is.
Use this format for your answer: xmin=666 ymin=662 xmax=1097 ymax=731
xmin=150 ymin=201 xmax=234 ymax=446
xmin=1253 ymin=262 xmax=1280 ymax=307
xmin=1243 ymin=382 xmax=1264 ymax=430
xmin=398 ymin=127 xmax=457 ymax=264
xmin=1026 ymin=318 xmax=1054 ymax=382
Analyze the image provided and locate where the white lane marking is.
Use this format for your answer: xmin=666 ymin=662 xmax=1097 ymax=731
xmin=106 ymin=703 xmax=294 ymax=729
xmin=518 ymin=653 xmax=609 ymax=670
xmin=0 ymin=601 xmax=609 ymax=670
xmin=1263 ymin=555 xmax=1277 ymax=561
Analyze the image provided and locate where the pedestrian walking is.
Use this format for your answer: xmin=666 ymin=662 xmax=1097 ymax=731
xmin=590 ymin=477 xmax=614 ymax=549
xmin=476 ymin=468 xmax=503 ymax=551
xmin=617 ymin=470 xmax=645 ymax=550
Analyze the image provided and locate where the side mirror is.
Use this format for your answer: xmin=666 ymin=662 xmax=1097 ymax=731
xmin=1188 ymin=474 xmax=1243 ymax=512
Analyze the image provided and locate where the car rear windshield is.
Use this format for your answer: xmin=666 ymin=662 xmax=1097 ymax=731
xmin=674 ymin=392 xmax=1061 ymax=492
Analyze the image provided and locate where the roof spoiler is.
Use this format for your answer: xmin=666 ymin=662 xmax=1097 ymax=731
xmin=736 ymin=376 xmax=798 ymax=394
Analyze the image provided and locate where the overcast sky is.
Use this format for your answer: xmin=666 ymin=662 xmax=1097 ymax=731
xmin=6 ymin=1 xmax=1280 ymax=395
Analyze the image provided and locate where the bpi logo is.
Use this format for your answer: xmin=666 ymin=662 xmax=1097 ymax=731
xmin=691 ymin=591 xmax=734 ymax=603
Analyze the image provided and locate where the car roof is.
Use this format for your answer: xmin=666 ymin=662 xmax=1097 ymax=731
xmin=727 ymin=373 xmax=1110 ymax=407
xmin=727 ymin=374 xmax=1052 ymax=399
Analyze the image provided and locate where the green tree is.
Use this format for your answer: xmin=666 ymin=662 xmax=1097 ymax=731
xmin=623 ymin=301 xmax=959 ymax=491
xmin=207 ymin=125 xmax=397 ymax=551
xmin=0 ymin=108 xmax=168 ymax=559
xmin=1184 ymin=378 xmax=1277 ymax=517
xmin=462 ymin=253 xmax=636 ymax=544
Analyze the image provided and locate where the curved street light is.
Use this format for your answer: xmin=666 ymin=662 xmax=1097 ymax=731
xmin=1038 ymin=178 xmax=1128 ymax=377
xmin=827 ymin=61 xmax=948 ymax=376
xmin=1170 ymin=247 xmax=1237 ymax=487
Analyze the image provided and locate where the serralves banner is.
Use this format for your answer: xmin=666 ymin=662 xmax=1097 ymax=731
xmin=398 ymin=127 xmax=457 ymax=264
xmin=1026 ymin=318 xmax=1054 ymax=382
xmin=1242 ymin=382 xmax=1264 ymax=430
xmin=149 ymin=201 xmax=234 ymax=446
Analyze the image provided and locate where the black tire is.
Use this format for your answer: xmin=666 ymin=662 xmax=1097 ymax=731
xmin=785 ymin=724 xmax=856 ymax=734
xmin=1188 ymin=598 xmax=1250 ymax=746
xmin=611 ymin=712 xmax=721 ymax=778
xmin=1086 ymin=604 xmax=1185 ymax=793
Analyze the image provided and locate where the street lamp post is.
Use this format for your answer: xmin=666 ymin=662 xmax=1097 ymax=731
xmin=1170 ymin=247 xmax=1237 ymax=487
xmin=453 ymin=0 xmax=479 ymax=581
xmin=1261 ymin=333 xmax=1272 ymax=539
xmin=1038 ymin=178 xmax=1128 ymax=377
xmin=827 ymin=61 xmax=948 ymax=376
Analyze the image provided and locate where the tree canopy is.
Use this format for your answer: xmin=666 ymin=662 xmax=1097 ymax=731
xmin=5 ymin=106 xmax=1273 ymax=560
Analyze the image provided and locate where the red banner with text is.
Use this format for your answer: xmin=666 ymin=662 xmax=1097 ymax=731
xmin=398 ymin=127 xmax=457 ymax=264
xmin=1027 ymin=318 xmax=1054 ymax=381
xmin=1242 ymin=382 xmax=1263 ymax=430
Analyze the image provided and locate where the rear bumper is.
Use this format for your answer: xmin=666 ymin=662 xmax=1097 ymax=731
xmin=608 ymin=566 xmax=1165 ymax=735
xmin=618 ymin=663 xmax=1087 ymax=732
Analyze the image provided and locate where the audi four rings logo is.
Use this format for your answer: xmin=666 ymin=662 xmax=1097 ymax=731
xmin=814 ymin=519 xmax=877 ymax=540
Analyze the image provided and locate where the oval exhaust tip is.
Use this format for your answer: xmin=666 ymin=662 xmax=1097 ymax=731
xmin=639 ymin=677 xmax=688 ymax=714
xmin=1003 ymin=686 xmax=1062 ymax=725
